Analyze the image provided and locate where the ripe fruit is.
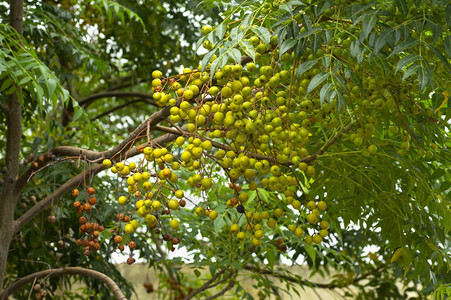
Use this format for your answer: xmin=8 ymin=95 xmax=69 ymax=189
xmin=114 ymin=235 xmax=123 ymax=244
xmin=168 ymin=199 xmax=180 ymax=210
xmin=72 ymin=189 xmax=79 ymax=197
xmin=87 ymin=187 xmax=95 ymax=195
xmin=124 ymin=224 xmax=134 ymax=234
xmin=102 ymin=159 xmax=112 ymax=168
xmin=169 ymin=219 xmax=180 ymax=230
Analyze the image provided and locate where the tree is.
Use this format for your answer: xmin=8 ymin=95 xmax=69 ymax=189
xmin=0 ymin=0 xmax=450 ymax=299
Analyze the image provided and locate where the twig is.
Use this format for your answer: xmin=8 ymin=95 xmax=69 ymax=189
xmin=90 ymin=99 xmax=156 ymax=121
xmin=79 ymin=91 xmax=156 ymax=108
xmin=204 ymin=279 xmax=235 ymax=300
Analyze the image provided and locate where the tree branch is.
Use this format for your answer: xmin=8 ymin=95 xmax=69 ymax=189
xmin=79 ymin=91 xmax=156 ymax=108
xmin=184 ymin=267 xmax=228 ymax=300
xmin=90 ymin=98 xmax=155 ymax=121
xmin=244 ymin=264 xmax=385 ymax=290
xmin=0 ymin=267 xmax=127 ymax=300
xmin=13 ymin=131 xmax=179 ymax=235
xmin=13 ymin=164 xmax=104 ymax=235
xmin=204 ymin=279 xmax=235 ymax=300
xmin=15 ymin=105 xmax=172 ymax=193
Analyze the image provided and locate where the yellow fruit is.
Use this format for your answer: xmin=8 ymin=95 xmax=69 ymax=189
xmin=145 ymin=214 xmax=157 ymax=226
xmin=317 ymin=201 xmax=327 ymax=211
xmin=237 ymin=231 xmax=246 ymax=240
xmin=313 ymin=235 xmax=322 ymax=244
xmin=305 ymin=235 xmax=313 ymax=245
xmin=152 ymin=201 xmax=162 ymax=210
xmin=274 ymin=208 xmax=283 ymax=218
xmin=102 ymin=159 xmax=112 ymax=168
xmin=169 ymin=219 xmax=179 ymax=230
xmin=168 ymin=199 xmax=180 ymax=210
xmin=267 ymin=218 xmax=276 ymax=228
xmin=230 ymin=224 xmax=240 ymax=234
xmin=208 ymin=210 xmax=218 ymax=220
xmin=295 ymin=227 xmax=304 ymax=237
xmin=124 ymin=224 xmax=134 ymax=234
xmin=118 ymin=196 xmax=127 ymax=205
xmin=195 ymin=207 xmax=204 ymax=216
xmin=254 ymin=230 xmax=264 ymax=239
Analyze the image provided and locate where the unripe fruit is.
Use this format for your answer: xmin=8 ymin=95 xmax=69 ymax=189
xmin=237 ymin=232 xmax=246 ymax=240
xmin=317 ymin=200 xmax=327 ymax=211
xmin=208 ymin=210 xmax=218 ymax=220
xmin=313 ymin=235 xmax=323 ymax=244
xmin=230 ymin=224 xmax=240 ymax=234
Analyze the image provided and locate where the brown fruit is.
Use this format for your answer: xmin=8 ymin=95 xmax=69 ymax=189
xmin=129 ymin=241 xmax=136 ymax=249
xmin=114 ymin=235 xmax=123 ymax=244
xmin=87 ymin=187 xmax=95 ymax=195
xmin=127 ymin=257 xmax=135 ymax=265
xmin=179 ymin=199 xmax=186 ymax=207
xmin=118 ymin=244 xmax=125 ymax=251
xmin=73 ymin=201 xmax=81 ymax=208
xmin=83 ymin=203 xmax=92 ymax=212
xmin=172 ymin=237 xmax=180 ymax=245
xmin=33 ymin=284 xmax=41 ymax=291
xmin=88 ymin=197 xmax=97 ymax=205
xmin=72 ymin=189 xmax=79 ymax=197
xmin=79 ymin=216 xmax=87 ymax=224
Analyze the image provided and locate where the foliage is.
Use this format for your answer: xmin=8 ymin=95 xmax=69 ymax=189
xmin=0 ymin=0 xmax=450 ymax=299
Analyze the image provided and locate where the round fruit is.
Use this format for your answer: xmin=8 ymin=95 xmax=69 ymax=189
xmin=169 ymin=219 xmax=180 ymax=230
xmin=124 ymin=224 xmax=134 ymax=234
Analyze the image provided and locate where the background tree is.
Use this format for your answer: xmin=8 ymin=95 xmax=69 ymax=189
xmin=0 ymin=0 xmax=450 ymax=299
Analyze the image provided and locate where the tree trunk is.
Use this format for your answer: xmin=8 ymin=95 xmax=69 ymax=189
xmin=0 ymin=0 xmax=24 ymax=292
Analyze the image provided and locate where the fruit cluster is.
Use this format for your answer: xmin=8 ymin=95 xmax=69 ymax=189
xmin=72 ymin=187 xmax=104 ymax=256
xmin=73 ymin=11 xmax=441 ymax=258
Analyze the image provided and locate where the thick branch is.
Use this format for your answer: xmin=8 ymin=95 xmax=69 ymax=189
xmin=13 ymin=132 xmax=178 ymax=235
xmin=15 ymin=105 xmax=172 ymax=193
xmin=79 ymin=91 xmax=155 ymax=108
xmin=13 ymin=165 xmax=104 ymax=235
xmin=0 ymin=267 xmax=127 ymax=299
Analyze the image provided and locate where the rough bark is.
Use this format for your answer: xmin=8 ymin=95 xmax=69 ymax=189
xmin=0 ymin=0 xmax=24 ymax=292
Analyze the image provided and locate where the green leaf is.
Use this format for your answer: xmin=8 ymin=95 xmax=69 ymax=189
xmin=279 ymin=38 xmax=297 ymax=58
xmin=444 ymin=36 xmax=451 ymax=58
xmin=216 ymin=23 xmax=227 ymax=40
xmin=395 ymin=0 xmax=409 ymax=16
xmin=304 ymin=245 xmax=316 ymax=265
xmin=18 ymin=76 xmax=32 ymax=85
xmin=201 ymin=49 xmax=217 ymax=73
xmin=395 ymin=54 xmax=420 ymax=72
xmin=227 ymin=48 xmax=241 ymax=64
xmin=46 ymin=78 xmax=57 ymax=100
xmin=426 ymin=44 xmax=451 ymax=74
xmin=238 ymin=40 xmax=255 ymax=61
xmin=389 ymin=38 xmax=419 ymax=57
xmin=73 ymin=106 xmax=84 ymax=122
xmin=252 ymin=27 xmax=271 ymax=46
xmin=319 ymin=82 xmax=334 ymax=105
xmin=374 ymin=28 xmax=395 ymax=54
xmin=194 ymin=269 xmax=201 ymax=278
xmin=402 ymin=64 xmax=419 ymax=81
xmin=361 ymin=13 xmax=377 ymax=40
xmin=306 ymin=72 xmax=330 ymax=95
